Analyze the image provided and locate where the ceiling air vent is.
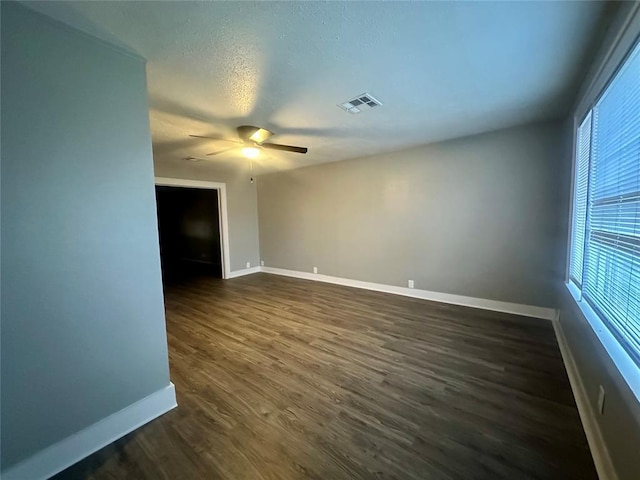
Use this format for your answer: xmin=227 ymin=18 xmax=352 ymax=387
xmin=338 ymin=93 xmax=382 ymax=114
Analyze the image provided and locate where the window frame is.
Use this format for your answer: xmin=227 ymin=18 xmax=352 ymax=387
xmin=566 ymin=29 xmax=640 ymax=402
xmin=568 ymin=111 xmax=592 ymax=289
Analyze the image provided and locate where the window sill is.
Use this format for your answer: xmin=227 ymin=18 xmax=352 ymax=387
xmin=564 ymin=281 xmax=640 ymax=404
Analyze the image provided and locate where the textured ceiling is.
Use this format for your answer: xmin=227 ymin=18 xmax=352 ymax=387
xmin=27 ymin=1 xmax=609 ymax=173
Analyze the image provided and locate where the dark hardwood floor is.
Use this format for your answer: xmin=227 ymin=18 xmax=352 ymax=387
xmin=53 ymin=273 xmax=596 ymax=479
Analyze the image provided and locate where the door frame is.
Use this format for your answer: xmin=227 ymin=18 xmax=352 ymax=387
xmin=154 ymin=177 xmax=231 ymax=279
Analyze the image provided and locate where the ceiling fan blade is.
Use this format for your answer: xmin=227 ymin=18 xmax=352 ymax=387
xmin=261 ymin=142 xmax=308 ymax=154
xmin=189 ymin=134 xmax=243 ymax=144
xmin=206 ymin=146 xmax=240 ymax=156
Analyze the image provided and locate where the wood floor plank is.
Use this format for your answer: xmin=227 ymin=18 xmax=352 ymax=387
xmin=53 ymin=273 xmax=596 ymax=479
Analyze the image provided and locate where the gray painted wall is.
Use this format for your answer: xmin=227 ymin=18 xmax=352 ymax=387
xmin=154 ymin=162 xmax=261 ymax=273
xmin=559 ymin=293 xmax=640 ymax=479
xmin=1 ymin=3 xmax=171 ymax=470
xmin=258 ymin=121 xmax=565 ymax=308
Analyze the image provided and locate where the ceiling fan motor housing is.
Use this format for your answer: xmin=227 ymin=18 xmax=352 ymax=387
xmin=237 ymin=125 xmax=273 ymax=144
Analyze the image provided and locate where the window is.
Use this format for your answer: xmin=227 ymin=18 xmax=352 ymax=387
xmin=569 ymin=111 xmax=592 ymax=286
xmin=569 ymin=39 xmax=640 ymax=362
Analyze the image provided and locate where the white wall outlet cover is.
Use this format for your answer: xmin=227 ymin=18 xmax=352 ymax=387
xmin=261 ymin=260 xmax=264 ymax=266
xmin=313 ymin=267 xmax=318 ymax=274
xmin=408 ymin=280 xmax=414 ymax=289
xmin=246 ymin=262 xmax=251 ymax=269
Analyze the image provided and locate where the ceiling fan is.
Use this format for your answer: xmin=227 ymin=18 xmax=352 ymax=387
xmin=190 ymin=125 xmax=308 ymax=159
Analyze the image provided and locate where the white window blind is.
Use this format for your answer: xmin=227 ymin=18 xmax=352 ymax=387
xmin=569 ymin=112 xmax=592 ymax=285
xmin=581 ymin=40 xmax=640 ymax=360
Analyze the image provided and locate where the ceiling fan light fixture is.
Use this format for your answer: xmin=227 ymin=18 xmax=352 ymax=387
xmin=242 ymin=147 xmax=260 ymax=159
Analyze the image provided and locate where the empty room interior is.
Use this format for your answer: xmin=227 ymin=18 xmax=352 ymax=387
xmin=2 ymin=1 xmax=640 ymax=479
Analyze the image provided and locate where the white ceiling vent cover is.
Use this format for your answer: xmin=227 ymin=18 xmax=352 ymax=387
xmin=338 ymin=93 xmax=382 ymax=114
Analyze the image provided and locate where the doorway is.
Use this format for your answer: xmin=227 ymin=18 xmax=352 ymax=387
xmin=154 ymin=177 xmax=231 ymax=282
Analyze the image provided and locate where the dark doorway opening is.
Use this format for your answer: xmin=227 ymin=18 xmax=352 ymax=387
xmin=155 ymin=186 xmax=223 ymax=284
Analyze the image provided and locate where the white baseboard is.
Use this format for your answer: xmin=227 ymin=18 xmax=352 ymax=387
xmin=552 ymin=319 xmax=618 ymax=480
xmin=260 ymin=266 xmax=557 ymax=320
xmin=2 ymin=383 xmax=177 ymax=480
xmin=226 ymin=266 xmax=261 ymax=279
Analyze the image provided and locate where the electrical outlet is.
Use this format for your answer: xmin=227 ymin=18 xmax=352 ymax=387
xmin=246 ymin=262 xmax=251 ymax=269
xmin=598 ymin=385 xmax=606 ymax=414
xmin=313 ymin=267 xmax=318 ymax=274
xmin=261 ymin=260 xmax=264 ymax=267
xmin=408 ymin=280 xmax=414 ymax=289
